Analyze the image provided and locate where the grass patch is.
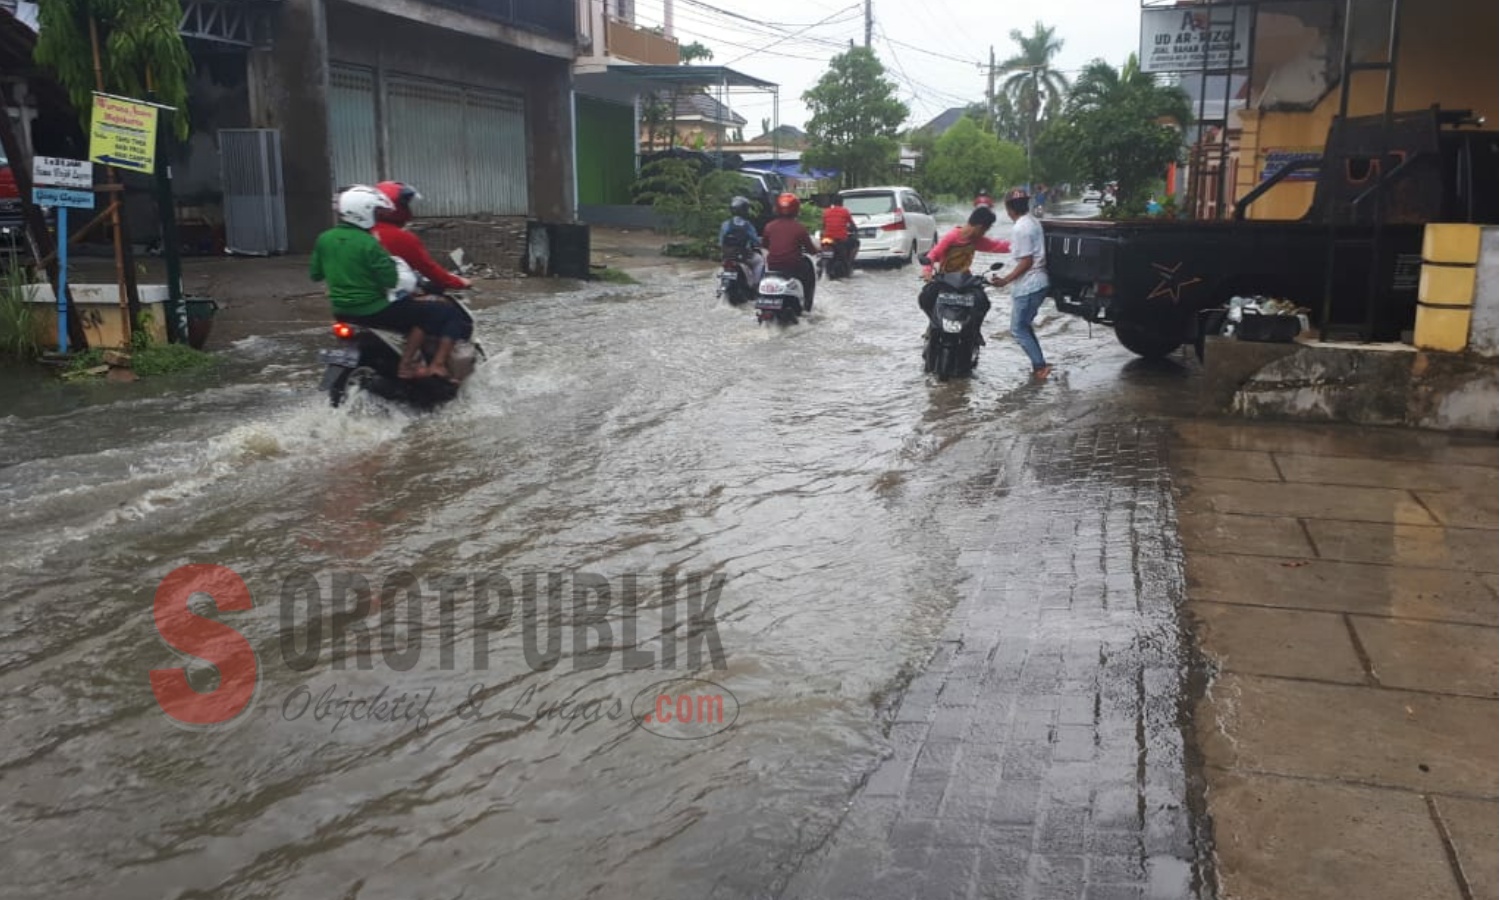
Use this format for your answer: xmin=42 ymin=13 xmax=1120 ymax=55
xmin=0 ymin=259 xmax=43 ymax=361
xmin=592 ymin=267 xmax=639 ymax=285
xmin=131 ymin=343 xmax=215 ymax=376
xmin=65 ymin=330 xmax=215 ymax=378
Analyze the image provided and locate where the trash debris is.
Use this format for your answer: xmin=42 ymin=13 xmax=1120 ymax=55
xmin=1221 ymin=295 xmax=1311 ymax=343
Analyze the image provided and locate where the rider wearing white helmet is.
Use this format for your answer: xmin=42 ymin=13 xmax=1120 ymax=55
xmin=311 ymin=185 xmax=454 ymax=380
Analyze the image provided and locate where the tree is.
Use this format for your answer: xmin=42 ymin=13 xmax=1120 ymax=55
xmin=801 ymin=47 xmax=908 ymax=188
xmin=921 ymin=118 xmax=1027 ymax=197
xmin=999 ymin=22 xmax=1069 ymax=181
xmin=679 ymin=41 xmax=714 ymax=64
xmin=34 ymin=0 xmax=193 ymax=139
xmin=1050 ymin=54 xmax=1190 ymax=214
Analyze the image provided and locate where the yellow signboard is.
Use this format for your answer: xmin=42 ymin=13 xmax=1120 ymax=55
xmin=89 ymin=94 xmax=159 ymax=174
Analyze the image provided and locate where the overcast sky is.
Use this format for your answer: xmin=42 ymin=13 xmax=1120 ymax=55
xmin=629 ymin=0 xmax=1146 ymax=135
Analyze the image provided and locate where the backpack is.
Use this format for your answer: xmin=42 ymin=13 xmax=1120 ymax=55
xmin=722 ymin=219 xmax=755 ymax=253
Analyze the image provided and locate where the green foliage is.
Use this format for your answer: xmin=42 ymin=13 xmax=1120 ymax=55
xmin=34 ymin=0 xmax=194 ymax=141
xmin=631 ymin=160 xmax=749 ymax=256
xmin=802 ymin=47 xmax=908 ymax=188
xmin=1050 ymin=54 xmax=1189 ymax=213
xmin=592 ymin=267 xmax=638 ymax=285
xmin=679 ymin=41 xmax=714 ymax=64
xmin=922 ymin=118 xmax=1027 ymax=197
xmin=130 ymin=342 xmax=214 ymax=375
xmin=0 ymin=261 xmax=42 ymax=360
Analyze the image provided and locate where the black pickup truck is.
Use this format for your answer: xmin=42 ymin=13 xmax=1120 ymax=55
xmin=1043 ymin=108 xmax=1497 ymax=357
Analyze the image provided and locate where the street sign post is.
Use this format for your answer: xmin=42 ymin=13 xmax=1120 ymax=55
xmin=31 ymin=157 xmax=96 ymax=355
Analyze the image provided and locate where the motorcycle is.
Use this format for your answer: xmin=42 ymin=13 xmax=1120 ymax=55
xmin=716 ymin=247 xmax=762 ymax=305
xmin=318 ymin=279 xmax=486 ymax=409
xmin=816 ymin=235 xmax=856 ymax=280
xmin=755 ymin=253 xmax=817 ymax=326
xmin=920 ymin=254 xmax=1004 ymax=381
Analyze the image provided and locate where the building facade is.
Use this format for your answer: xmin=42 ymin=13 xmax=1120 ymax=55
xmin=257 ymin=0 xmax=575 ymax=251
xmin=1230 ymin=0 xmax=1498 ymax=222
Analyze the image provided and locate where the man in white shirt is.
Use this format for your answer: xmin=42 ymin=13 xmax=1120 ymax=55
xmin=989 ymin=188 xmax=1052 ymax=381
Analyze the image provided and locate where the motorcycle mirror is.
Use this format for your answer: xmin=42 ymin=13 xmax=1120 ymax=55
xmin=989 ymin=262 xmax=1005 ymax=270
xmin=918 ymin=254 xmax=931 ymax=266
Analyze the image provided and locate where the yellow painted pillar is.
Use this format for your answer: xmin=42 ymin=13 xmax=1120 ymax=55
xmin=1414 ymin=224 xmax=1482 ymax=352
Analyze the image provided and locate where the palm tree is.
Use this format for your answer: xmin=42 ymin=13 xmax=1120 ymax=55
xmin=1068 ymin=54 xmax=1191 ymax=126
xmin=1000 ymin=22 xmax=1069 ymax=184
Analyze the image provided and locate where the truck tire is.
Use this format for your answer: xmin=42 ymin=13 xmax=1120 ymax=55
xmin=1114 ymin=320 xmax=1181 ymax=359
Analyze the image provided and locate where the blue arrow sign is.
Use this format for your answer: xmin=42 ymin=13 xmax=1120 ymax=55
xmin=94 ymin=154 xmax=149 ymax=170
xmin=32 ymin=187 xmax=95 ymax=209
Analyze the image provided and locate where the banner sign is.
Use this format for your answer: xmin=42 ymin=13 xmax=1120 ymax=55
xmin=1260 ymin=148 xmax=1322 ymax=183
xmin=33 ymin=156 xmax=93 ymax=189
xmin=1140 ymin=7 xmax=1251 ymax=73
xmin=89 ymin=94 xmax=159 ymax=174
xmin=32 ymin=187 xmax=95 ymax=209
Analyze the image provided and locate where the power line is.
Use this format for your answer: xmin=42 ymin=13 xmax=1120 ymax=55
xmin=723 ymin=4 xmax=863 ymax=66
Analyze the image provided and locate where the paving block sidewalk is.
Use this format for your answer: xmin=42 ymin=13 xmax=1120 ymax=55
xmin=1173 ymin=420 xmax=1498 ymax=900
xmin=782 ymin=423 xmax=1212 ymax=900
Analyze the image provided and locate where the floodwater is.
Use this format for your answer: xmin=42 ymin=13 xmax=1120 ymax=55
xmin=0 ymin=211 xmax=1201 ymax=899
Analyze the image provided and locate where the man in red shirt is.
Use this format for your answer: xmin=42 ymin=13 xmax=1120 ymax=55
xmin=372 ymin=181 xmax=471 ymax=380
xmin=820 ymin=194 xmax=858 ymax=272
xmin=373 ymin=182 xmax=472 ymax=293
xmin=762 ymin=193 xmax=820 ymax=310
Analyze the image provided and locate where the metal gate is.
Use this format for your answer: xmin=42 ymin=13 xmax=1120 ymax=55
xmin=219 ymin=129 xmax=288 ymax=255
xmin=384 ymin=75 xmax=529 ymax=217
xmin=329 ymin=65 xmax=378 ymax=190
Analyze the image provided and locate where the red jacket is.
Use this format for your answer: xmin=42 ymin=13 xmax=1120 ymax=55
xmin=372 ymin=222 xmax=467 ymax=291
xmin=821 ymin=206 xmax=856 ymax=241
xmin=762 ymin=217 xmax=819 ymax=272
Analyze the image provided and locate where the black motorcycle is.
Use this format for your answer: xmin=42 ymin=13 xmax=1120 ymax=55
xmin=318 ymin=289 xmax=485 ymax=409
xmin=817 ymin=235 xmax=856 ymax=280
xmin=716 ymin=248 xmax=761 ymax=305
xmin=920 ymin=255 xmax=1003 ymax=380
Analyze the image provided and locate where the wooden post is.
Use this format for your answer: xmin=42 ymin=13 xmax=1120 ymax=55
xmin=90 ymin=15 xmax=133 ymax=346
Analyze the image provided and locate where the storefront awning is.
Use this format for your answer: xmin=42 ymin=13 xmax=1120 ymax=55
xmin=594 ymin=64 xmax=777 ymax=91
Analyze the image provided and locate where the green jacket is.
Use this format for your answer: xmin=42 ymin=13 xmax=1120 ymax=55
xmin=309 ymin=223 xmax=398 ymax=317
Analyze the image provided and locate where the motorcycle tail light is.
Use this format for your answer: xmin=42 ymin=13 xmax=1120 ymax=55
xmin=332 ymin=322 xmax=355 ymax=339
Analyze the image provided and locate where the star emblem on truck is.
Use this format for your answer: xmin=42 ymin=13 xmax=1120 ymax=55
xmin=1147 ymin=262 xmax=1204 ymax=303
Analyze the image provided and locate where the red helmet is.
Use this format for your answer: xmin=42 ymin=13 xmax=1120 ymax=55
xmin=374 ymin=181 xmax=421 ymax=224
xmin=774 ymin=192 xmax=800 ymax=218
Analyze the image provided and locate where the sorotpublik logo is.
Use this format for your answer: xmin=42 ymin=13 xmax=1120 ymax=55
xmin=149 ymin=564 xmax=732 ymax=734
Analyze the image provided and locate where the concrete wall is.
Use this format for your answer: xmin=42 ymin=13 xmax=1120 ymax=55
xmin=249 ymin=0 xmax=334 ymax=252
xmin=1237 ymin=0 xmax=1500 ymax=221
xmin=1471 ymin=227 xmax=1499 ymax=356
xmin=1203 ymin=339 xmax=1499 ymax=432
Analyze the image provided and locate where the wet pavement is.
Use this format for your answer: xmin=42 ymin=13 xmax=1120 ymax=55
xmin=0 ymin=221 xmax=1216 ymax=899
xmin=1174 ymin=419 xmax=1498 ymax=900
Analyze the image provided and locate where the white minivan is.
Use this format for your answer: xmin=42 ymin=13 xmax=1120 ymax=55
xmin=841 ymin=186 xmax=941 ymax=267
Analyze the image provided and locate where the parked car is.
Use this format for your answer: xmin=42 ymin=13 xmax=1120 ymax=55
xmin=0 ymin=149 xmax=23 ymax=237
xmin=733 ymin=167 xmax=789 ymax=230
xmin=840 ymin=186 xmax=940 ymax=267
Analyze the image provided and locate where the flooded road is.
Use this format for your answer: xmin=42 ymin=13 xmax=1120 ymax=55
xmin=0 ymin=232 xmax=1203 ymax=899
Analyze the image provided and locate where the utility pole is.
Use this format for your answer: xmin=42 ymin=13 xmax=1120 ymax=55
xmin=986 ymin=46 xmax=996 ymax=136
xmin=864 ymin=0 xmax=872 ymax=48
